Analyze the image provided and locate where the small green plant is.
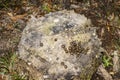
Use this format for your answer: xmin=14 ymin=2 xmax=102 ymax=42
xmin=102 ymin=55 xmax=113 ymax=67
xmin=0 ymin=53 xmax=27 ymax=80
xmin=42 ymin=3 xmax=51 ymax=13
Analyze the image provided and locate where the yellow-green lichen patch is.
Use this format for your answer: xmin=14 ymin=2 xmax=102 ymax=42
xmin=72 ymin=33 xmax=91 ymax=43
xmin=39 ymin=23 xmax=55 ymax=35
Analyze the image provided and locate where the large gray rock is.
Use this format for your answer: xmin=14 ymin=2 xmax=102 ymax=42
xmin=18 ymin=10 xmax=102 ymax=80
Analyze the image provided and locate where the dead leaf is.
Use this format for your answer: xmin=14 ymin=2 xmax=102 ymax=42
xmin=7 ymin=12 xmax=13 ymax=17
xmin=0 ymin=74 xmax=4 ymax=80
xmin=10 ymin=14 xmax=27 ymax=22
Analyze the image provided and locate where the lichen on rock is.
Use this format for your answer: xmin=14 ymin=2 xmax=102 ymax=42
xmin=18 ymin=10 xmax=102 ymax=80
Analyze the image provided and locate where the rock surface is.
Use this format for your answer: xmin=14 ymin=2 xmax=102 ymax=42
xmin=18 ymin=10 xmax=102 ymax=80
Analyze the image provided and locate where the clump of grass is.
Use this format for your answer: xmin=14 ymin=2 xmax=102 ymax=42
xmin=0 ymin=53 xmax=15 ymax=74
xmin=11 ymin=72 xmax=26 ymax=80
xmin=0 ymin=52 xmax=27 ymax=80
